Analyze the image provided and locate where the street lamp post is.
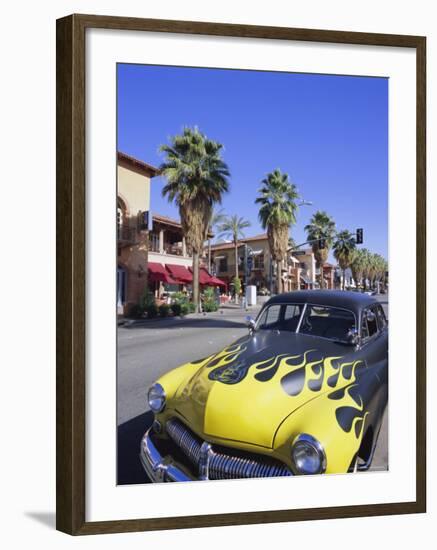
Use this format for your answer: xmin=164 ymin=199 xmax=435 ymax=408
xmin=298 ymin=200 xmax=313 ymax=207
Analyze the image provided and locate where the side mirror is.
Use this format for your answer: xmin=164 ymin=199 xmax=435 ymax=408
xmin=245 ymin=316 xmax=256 ymax=333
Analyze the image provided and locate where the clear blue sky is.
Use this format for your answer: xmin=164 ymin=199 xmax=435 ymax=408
xmin=117 ymin=64 xmax=388 ymax=259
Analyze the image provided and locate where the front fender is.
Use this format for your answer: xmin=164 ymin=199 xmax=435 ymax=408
xmin=155 ymin=354 xmax=216 ymax=402
xmin=273 ymin=389 xmax=366 ymax=474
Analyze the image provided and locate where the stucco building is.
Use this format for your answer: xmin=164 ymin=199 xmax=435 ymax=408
xmin=209 ymin=236 xmax=335 ymax=293
xmin=117 ymin=152 xmax=222 ymax=315
xmin=117 ymin=152 xmax=160 ymax=314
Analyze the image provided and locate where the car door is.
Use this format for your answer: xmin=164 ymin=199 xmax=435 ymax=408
xmin=357 ymin=305 xmax=388 ymax=449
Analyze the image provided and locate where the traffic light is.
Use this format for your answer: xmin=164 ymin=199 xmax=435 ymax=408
xmin=318 ymin=238 xmax=326 ymax=249
xmin=356 ymin=228 xmax=363 ymax=244
xmin=247 ymin=255 xmax=253 ymax=272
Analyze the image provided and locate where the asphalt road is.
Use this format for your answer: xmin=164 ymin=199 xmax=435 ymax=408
xmin=117 ymin=294 xmax=389 ymax=484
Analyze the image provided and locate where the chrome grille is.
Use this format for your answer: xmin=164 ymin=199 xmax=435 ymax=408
xmin=166 ymin=418 xmax=292 ymax=480
xmin=166 ymin=417 xmax=202 ymax=464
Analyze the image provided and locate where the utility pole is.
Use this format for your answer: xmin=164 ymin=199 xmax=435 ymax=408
xmin=269 ymin=257 xmax=274 ymax=295
xmin=243 ymin=244 xmax=248 ymax=290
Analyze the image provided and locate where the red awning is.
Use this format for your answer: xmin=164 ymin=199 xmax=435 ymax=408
xmin=189 ymin=267 xmax=226 ymax=287
xmin=198 ymin=267 xmax=212 ymax=285
xmin=209 ymin=276 xmax=226 ymax=287
xmin=148 ymin=262 xmax=178 ymax=284
xmin=166 ymin=264 xmax=193 ymax=283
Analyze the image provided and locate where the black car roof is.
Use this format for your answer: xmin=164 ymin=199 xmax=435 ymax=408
xmin=266 ymin=290 xmax=378 ymax=317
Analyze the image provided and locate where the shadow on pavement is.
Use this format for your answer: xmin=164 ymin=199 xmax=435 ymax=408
xmin=117 ymin=410 xmax=153 ymax=485
xmin=124 ymin=317 xmax=248 ymax=330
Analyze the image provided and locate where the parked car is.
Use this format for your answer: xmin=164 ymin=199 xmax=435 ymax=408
xmin=140 ymin=290 xmax=388 ymax=482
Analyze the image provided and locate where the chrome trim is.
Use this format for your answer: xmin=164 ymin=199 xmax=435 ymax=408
xmin=295 ymin=303 xmax=308 ymax=333
xmin=291 ymin=433 xmax=327 ymax=474
xmin=139 ymin=428 xmax=192 ymax=482
xmin=199 ymin=442 xmax=213 ymax=480
xmin=152 ymin=419 xmax=162 ymax=433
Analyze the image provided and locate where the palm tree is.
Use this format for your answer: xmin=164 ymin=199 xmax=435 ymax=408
xmin=375 ymin=255 xmax=388 ymax=292
xmin=217 ymin=214 xmax=251 ymax=303
xmin=333 ymin=230 xmax=357 ymax=290
xmin=305 ymin=211 xmax=336 ymax=289
xmin=206 ymin=208 xmax=226 ymax=272
xmin=361 ymin=248 xmax=372 ymax=291
xmin=371 ymin=253 xmax=387 ymax=292
xmin=350 ymin=248 xmax=366 ymax=290
xmin=256 ymin=169 xmax=300 ymax=294
xmin=159 ymin=127 xmax=230 ymax=312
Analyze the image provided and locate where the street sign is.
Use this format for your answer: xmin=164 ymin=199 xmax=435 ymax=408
xmin=292 ymin=250 xmax=306 ymax=256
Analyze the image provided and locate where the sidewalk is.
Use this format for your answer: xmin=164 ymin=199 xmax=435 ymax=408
xmin=120 ymin=302 xmax=262 ymax=328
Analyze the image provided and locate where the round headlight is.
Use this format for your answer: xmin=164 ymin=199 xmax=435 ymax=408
xmin=147 ymin=383 xmax=166 ymax=413
xmin=291 ymin=434 xmax=326 ymax=475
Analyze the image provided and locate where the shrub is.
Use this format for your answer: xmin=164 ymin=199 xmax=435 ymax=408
xmin=171 ymin=303 xmax=182 ymax=316
xmin=233 ymin=276 xmax=241 ymax=296
xmin=203 ymin=287 xmax=215 ymax=300
xmin=140 ymin=287 xmax=155 ymax=310
xmin=146 ymin=303 xmax=158 ymax=318
xmin=158 ymin=304 xmax=170 ymax=317
xmin=172 ymin=291 xmax=187 ymax=304
xmin=203 ymin=301 xmax=218 ymax=312
xmin=202 ymin=287 xmax=218 ymax=312
xmin=127 ymin=304 xmax=144 ymax=319
xmin=170 ymin=291 xmax=195 ymax=314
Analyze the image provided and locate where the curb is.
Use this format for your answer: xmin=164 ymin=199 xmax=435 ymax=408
xmin=119 ymin=305 xmax=261 ymax=328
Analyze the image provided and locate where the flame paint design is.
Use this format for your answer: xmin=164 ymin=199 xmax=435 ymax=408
xmin=206 ymin=347 xmax=368 ymax=438
xmin=328 ymin=383 xmax=369 ymax=439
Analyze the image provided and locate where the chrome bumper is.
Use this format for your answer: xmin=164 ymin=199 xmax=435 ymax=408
xmin=139 ymin=428 xmax=194 ymax=482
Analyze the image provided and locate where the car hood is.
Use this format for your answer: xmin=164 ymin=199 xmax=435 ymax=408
xmin=172 ymin=331 xmax=363 ymax=448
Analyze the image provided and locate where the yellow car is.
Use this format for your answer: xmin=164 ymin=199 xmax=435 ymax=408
xmin=140 ymin=290 xmax=388 ymax=482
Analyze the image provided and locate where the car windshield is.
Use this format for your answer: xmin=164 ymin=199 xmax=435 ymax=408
xmin=256 ymin=303 xmax=304 ymax=333
xmin=256 ymin=303 xmax=357 ymax=343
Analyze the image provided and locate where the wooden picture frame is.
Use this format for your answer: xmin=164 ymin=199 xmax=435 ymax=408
xmin=56 ymin=13 xmax=426 ymax=535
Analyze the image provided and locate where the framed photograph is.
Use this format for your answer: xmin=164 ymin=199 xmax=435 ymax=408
xmin=56 ymin=14 xmax=426 ymax=535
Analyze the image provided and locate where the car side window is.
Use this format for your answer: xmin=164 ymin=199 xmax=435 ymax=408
xmin=375 ymin=305 xmax=387 ymax=330
xmin=361 ymin=307 xmax=379 ymax=341
xmin=284 ymin=304 xmax=300 ymax=320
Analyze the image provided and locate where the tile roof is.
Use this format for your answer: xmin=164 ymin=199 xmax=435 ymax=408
xmin=209 ymin=234 xmax=268 ymax=251
xmin=117 ymin=151 xmax=160 ymax=176
xmin=152 ymin=213 xmax=213 ymax=238
xmin=152 ymin=213 xmax=182 ymax=228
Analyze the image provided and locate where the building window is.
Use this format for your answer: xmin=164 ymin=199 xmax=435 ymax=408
xmin=253 ymin=253 xmax=264 ymax=270
xmin=217 ymin=257 xmax=228 ymax=273
xmin=149 ymin=232 xmax=159 ymax=253
xmin=117 ymin=197 xmax=129 ymax=241
xmin=117 ymin=206 xmax=125 ymax=240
